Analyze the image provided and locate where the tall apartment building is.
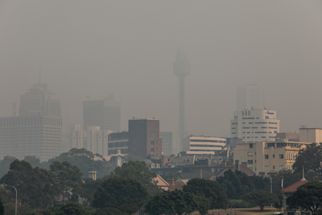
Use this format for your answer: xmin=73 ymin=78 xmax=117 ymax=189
xmin=233 ymin=140 xmax=307 ymax=175
xmin=128 ymin=118 xmax=162 ymax=160
xmin=108 ymin=131 xmax=128 ymax=157
xmin=231 ymin=108 xmax=280 ymax=143
xmin=83 ymin=97 xmax=120 ymax=132
xmin=186 ymin=135 xmax=227 ymax=155
xmin=0 ymin=84 xmax=62 ymax=161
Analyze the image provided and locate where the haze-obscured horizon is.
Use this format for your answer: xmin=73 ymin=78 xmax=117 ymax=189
xmin=0 ymin=0 xmax=322 ymax=137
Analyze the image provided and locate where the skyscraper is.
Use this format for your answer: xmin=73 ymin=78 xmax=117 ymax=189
xmin=19 ymin=83 xmax=61 ymax=117
xmin=128 ymin=118 xmax=162 ymax=160
xmin=173 ymin=50 xmax=190 ymax=153
xmin=0 ymin=83 xmax=62 ymax=161
xmin=83 ymin=97 xmax=120 ymax=132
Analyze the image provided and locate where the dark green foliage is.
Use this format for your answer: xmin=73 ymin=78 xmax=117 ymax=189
xmin=145 ymin=190 xmax=209 ymax=215
xmin=0 ymin=198 xmax=4 ymax=215
xmin=111 ymin=161 xmax=159 ymax=195
xmin=49 ymin=161 xmax=83 ymax=202
xmin=0 ymin=160 xmax=57 ymax=208
xmin=271 ymin=170 xmax=301 ymax=193
xmin=183 ymin=178 xmax=227 ymax=209
xmin=293 ymin=144 xmax=322 ymax=181
xmin=287 ymin=182 xmax=322 ymax=214
xmin=217 ymin=170 xmax=269 ymax=199
xmin=80 ymin=179 xmax=103 ymax=206
xmin=94 ymin=208 xmax=127 ymax=215
xmin=47 ymin=148 xmax=112 ymax=178
xmin=92 ymin=178 xmax=148 ymax=214
xmin=46 ymin=204 xmax=91 ymax=215
xmin=245 ymin=190 xmax=274 ymax=211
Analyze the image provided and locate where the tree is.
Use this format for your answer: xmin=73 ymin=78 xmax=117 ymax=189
xmin=183 ymin=178 xmax=227 ymax=209
xmin=287 ymin=182 xmax=322 ymax=214
xmin=92 ymin=178 xmax=148 ymax=214
xmin=245 ymin=191 xmax=274 ymax=211
xmin=145 ymin=190 xmax=209 ymax=215
xmin=217 ymin=170 xmax=269 ymax=199
xmin=0 ymin=198 xmax=4 ymax=215
xmin=45 ymin=204 xmax=91 ymax=215
xmin=0 ymin=160 xmax=57 ymax=208
xmin=49 ymin=161 xmax=83 ymax=202
xmin=111 ymin=161 xmax=159 ymax=195
xmin=46 ymin=148 xmax=112 ymax=178
xmin=94 ymin=208 xmax=127 ymax=215
xmin=293 ymin=144 xmax=322 ymax=180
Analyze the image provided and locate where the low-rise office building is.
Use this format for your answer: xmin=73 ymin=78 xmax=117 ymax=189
xmin=186 ymin=135 xmax=227 ymax=155
xmin=233 ymin=140 xmax=308 ymax=175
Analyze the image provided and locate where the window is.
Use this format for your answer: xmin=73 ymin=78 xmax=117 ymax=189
xmin=279 ymin=154 xmax=284 ymax=159
xmin=265 ymin=154 xmax=269 ymax=159
xmin=247 ymin=160 xmax=253 ymax=164
xmin=272 ymin=154 xmax=275 ymax=158
xmin=249 ymin=143 xmax=253 ymax=149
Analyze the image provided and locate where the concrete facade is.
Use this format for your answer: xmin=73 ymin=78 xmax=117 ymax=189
xmin=231 ymin=108 xmax=280 ymax=143
xmin=233 ymin=140 xmax=307 ymax=175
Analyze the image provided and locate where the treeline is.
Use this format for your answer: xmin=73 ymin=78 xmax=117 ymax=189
xmin=0 ymin=149 xmax=112 ymax=179
xmin=0 ymin=144 xmax=322 ymax=214
xmin=0 ymin=159 xmax=275 ymax=215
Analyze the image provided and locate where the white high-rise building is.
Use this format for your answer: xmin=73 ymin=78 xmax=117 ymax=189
xmin=231 ymin=108 xmax=280 ymax=143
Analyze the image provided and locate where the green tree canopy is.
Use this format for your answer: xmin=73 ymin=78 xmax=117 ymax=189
xmin=183 ymin=178 xmax=227 ymax=209
xmin=111 ymin=161 xmax=159 ymax=195
xmin=293 ymin=144 xmax=322 ymax=180
xmin=47 ymin=148 xmax=112 ymax=178
xmin=47 ymin=204 xmax=91 ymax=215
xmin=287 ymin=182 xmax=322 ymax=214
xmin=94 ymin=208 xmax=127 ymax=215
xmin=245 ymin=191 xmax=274 ymax=211
xmin=217 ymin=170 xmax=269 ymax=199
xmin=49 ymin=161 xmax=83 ymax=202
xmin=92 ymin=178 xmax=148 ymax=214
xmin=0 ymin=160 xmax=57 ymax=208
xmin=145 ymin=190 xmax=209 ymax=215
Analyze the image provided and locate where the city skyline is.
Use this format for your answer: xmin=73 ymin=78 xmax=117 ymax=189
xmin=0 ymin=1 xmax=322 ymax=137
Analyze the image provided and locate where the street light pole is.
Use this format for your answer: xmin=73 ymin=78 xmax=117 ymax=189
xmin=1 ymin=184 xmax=17 ymax=215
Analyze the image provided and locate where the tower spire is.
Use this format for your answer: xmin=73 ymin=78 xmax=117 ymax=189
xmin=173 ymin=49 xmax=190 ymax=154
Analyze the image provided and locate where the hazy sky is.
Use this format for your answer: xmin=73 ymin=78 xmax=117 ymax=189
xmin=0 ymin=0 xmax=322 ymax=137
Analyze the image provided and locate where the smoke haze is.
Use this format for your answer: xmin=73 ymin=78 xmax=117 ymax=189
xmin=0 ymin=0 xmax=322 ymax=136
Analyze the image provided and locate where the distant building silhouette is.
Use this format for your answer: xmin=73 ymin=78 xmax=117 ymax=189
xmin=128 ymin=118 xmax=162 ymax=160
xmin=160 ymin=132 xmax=173 ymax=156
xmin=83 ymin=97 xmax=120 ymax=132
xmin=0 ymin=83 xmax=62 ymax=161
xmin=19 ymin=83 xmax=61 ymax=117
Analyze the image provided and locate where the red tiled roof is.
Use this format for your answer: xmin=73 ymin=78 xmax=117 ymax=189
xmin=282 ymin=179 xmax=307 ymax=193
